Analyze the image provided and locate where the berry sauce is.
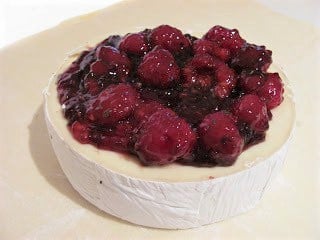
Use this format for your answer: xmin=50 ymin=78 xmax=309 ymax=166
xmin=57 ymin=25 xmax=284 ymax=167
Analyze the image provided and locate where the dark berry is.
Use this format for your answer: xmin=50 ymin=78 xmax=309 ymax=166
xmin=119 ymin=33 xmax=150 ymax=55
xmin=149 ymin=25 xmax=191 ymax=53
xmin=233 ymin=94 xmax=269 ymax=132
xmin=86 ymin=83 xmax=139 ymax=125
xmin=137 ymin=48 xmax=180 ymax=88
xmin=135 ymin=109 xmax=196 ymax=165
xmin=257 ymin=73 xmax=284 ymax=109
xmin=90 ymin=60 xmax=108 ymax=76
xmin=96 ymin=46 xmax=131 ymax=81
xmin=231 ymin=43 xmax=272 ymax=72
xmin=199 ymin=112 xmax=244 ymax=166
xmin=204 ymin=25 xmax=245 ymax=54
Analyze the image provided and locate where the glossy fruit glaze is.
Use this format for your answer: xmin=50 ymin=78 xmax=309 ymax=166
xmin=57 ymin=25 xmax=284 ymax=166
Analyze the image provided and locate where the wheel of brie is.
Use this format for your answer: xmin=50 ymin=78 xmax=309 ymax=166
xmin=44 ymin=25 xmax=295 ymax=229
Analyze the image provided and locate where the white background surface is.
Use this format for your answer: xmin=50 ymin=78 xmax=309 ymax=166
xmin=0 ymin=0 xmax=319 ymax=49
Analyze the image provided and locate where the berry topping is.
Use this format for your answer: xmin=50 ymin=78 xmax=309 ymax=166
xmin=149 ymin=25 xmax=191 ymax=53
xmin=135 ymin=109 xmax=196 ymax=165
xmin=199 ymin=112 xmax=244 ymax=166
xmin=57 ymin=25 xmax=284 ymax=167
xmin=204 ymin=25 xmax=245 ymax=54
xmin=86 ymin=83 xmax=139 ymax=125
xmin=233 ymin=94 xmax=269 ymax=132
xmin=119 ymin=33 xmax=150 ymax=55
xmin=137 ymin=48 xmax=180 ymax=88
xmin=257 ymin=73 xmax=284 ymax=109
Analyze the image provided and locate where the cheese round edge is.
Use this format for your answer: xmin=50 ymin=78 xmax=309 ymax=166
xmin=43 ymin=52 xmax=295 ymax=229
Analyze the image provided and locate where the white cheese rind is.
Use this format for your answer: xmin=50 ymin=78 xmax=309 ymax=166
xmin=44 ymin=104 xmax=290 ymax=229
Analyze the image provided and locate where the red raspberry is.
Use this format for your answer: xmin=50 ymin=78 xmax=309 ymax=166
xmin=187 ymin=53 xmax=223 ymax=73
xmin=95 ymin=46 xmax=131 ymax=81
xmin=199 ymin=112 xmax=244 ymax=166
xmin=204 ymin=25 xmax=245 ymax=54
xmin=71 ymin=121 xmax=90 ymax=144
xmin=135 ymin=109 xmax=196 ymax=165
xmin=257 ymin=73 xmax=284 ymax=109
xmin=98 ymin=120 xmax=134 ymax=152
xmin=119 ymin=33 xmax=150 ymax=55
xmin=183 ymin=70 xmax=212 ymax=89
xmin=86 ymin=83 xmax=139 ymax=126
xmin=193 ymin=39 xmax=230 ymax=61
xmin=149 ymin=25 xmax=191 ymax=53
xmin=214 ymin=64 xmax=236 ymax=99
xmin=238 ymin=72 xmax=265 ymax=93
xmin=182 ymin=54 xmax=223 ymax=88
xmin=231 ymin=43 xmax=272 ymax=72
xmin=83 ymin=73 xmax=101 ymax=95
xmin=233 ymin=94 xmax=269 ymax=132
xmin=183 ymin=54 xmax=235 ymax=99
xmin=133 ymin=101 xmax=165 ymax=123
xmin=90 ymin=60 xmax=108 ymax=76
xmin=137 ymin=48 xmax=180 ymax=88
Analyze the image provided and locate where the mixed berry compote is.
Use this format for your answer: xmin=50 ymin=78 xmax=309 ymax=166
xmin=57 ymin=25 xmax=284 ymax=167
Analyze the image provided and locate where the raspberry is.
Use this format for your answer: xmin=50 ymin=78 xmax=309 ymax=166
xmin=233 ymin=94 xmax=269 ymax=132
xmin=231 ymin=43 xmax=272 ymax=72
xmin=71 ymin=121 xmax=90 ymax=144
xmin=83 ymin=73 xmax=101 ymax=95
xmin=193 ymin=39 xmax=230 ymax=61
xmin=214 ymin=64 xmax=236 ymax=99
xmin=135 ymin=109 xmax=196 ymax=165
xmin=199 ymin=112 xmax=244 ymax=166
xmin=149 ymin=25 xmax=191 ymax=53
xmin=119 ymin=33 xmax=150 ymax=55
xmin=204 ymin=25 xmax=245 ymax=54
xmin=95 ymin=46 xmax=131 ymax=81
xmin=183 ymin=54 xmax=235 ymax=99
xmin=257 ymin=73 xmax=284 ymax=109
xmin=86 ymin=83 xmax=139 ymax=125
xmin=98 ymin=120 xmax=135 ymax=152
xmin=90 ymin=60 xmax=108 ymax=76
xmin=186 ymin=53 xmax=223 ymax=74
xmin=183 ymin=70 xmax=212 ymax=89
xmin=238 ymin=72 xmax=265 ymax=93
xmin=137 ymin=48 xmax=180 ymax=88
xmin=133 ymin=101 xmax=165 ymax=123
